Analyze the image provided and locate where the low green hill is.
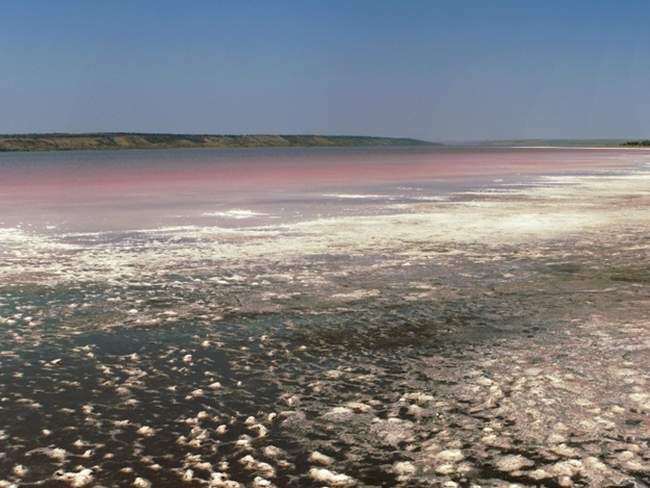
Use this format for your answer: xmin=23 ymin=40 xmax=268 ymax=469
xmin=0 ymin=133 xmax=437 ymax=152
xmin=621 ymin=140 xmax=650 ymax=147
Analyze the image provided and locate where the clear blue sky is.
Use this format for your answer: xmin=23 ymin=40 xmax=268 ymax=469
xmin=2 ymin=0 xmax=649 ymax=141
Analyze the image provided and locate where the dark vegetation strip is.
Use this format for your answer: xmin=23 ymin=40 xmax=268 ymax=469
xmin=0 ymin=133 xmax=438 ymax=152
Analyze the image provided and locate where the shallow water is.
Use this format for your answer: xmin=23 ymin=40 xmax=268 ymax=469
xmin=1 ymin=147 xmax=650 ymax=487
xmin=0 ymin=145 xmax=640 ymax=233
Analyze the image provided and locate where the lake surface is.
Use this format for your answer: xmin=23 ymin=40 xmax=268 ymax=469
xmin=1 ymin=146 xmax=650 ymax=487
xmin=0 ymin=146 xmax=639 ymax=232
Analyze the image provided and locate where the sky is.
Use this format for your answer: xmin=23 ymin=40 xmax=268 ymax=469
xmin=1 ymin=0 xmax=649 ymax=141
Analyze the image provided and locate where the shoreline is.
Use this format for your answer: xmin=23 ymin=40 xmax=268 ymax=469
xmin=513 ymin=145 xmax=650 ymax=150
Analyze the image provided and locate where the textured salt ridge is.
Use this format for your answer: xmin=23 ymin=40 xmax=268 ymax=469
xmin=2 ymin=170 xmax=650 ymax=286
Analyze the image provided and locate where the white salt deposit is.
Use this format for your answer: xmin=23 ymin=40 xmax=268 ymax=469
xmin=54 ymin=468 xmax=94 ymax=487
xmin=309 ymin=451 xmax=334 ymax=465
xmin=202 ymin=209 xmax=267 ymax=219
xmin=308 ymin=467 xmax=356 ymax=487
xmin=136 ymin=426 xmax=155 ymax=437
xmin=133 ymin=477 xmax=152 ymax=488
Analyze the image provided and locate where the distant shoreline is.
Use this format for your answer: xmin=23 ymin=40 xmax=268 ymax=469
xmin=0 ymin=133 xmax=438 ymax=153
xmin=475 ymin=138 xmax=649 ymax=148
xmin=2 ymin=133 xmax=646 ymax=154
xmin=511 ymin=145 xmax=650 ymax=151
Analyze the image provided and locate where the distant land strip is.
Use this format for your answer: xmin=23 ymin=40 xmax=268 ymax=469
xmin=621 ymin=140 xmax=650 ymax=147
xmin=0 ymin=133 xmax=437 ymax=152
xmin=477 ymin=139 xmax=650 ymax=148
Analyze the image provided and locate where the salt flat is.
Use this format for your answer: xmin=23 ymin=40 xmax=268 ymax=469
xmin=0 ymin=147 xmax=649 ymax=487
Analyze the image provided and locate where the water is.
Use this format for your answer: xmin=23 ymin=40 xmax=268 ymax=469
xmin=0 ymin=145 xmax=636 ymax=232
xmin=1 ymin=146 xmax=649 ymax=487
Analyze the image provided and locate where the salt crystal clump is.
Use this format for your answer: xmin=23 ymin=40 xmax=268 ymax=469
xmin=495 ymin=454 xmax=534 ymax=472
xmin=369 ymin=418 xmax=414 ymax=445
xmin=239 ymin=455 xmax=276 ymax=478
xmin=309 ymin=451 xmax=334 ymax=466
xmin=133 ymin=477 xmax=152 ymax=488
xmin=436 ymin=449 xmax=464 ymax=463
xmin=325 ymin=369 xmax=343 ymax=379
xmin=209 ymin=472 xmax=241 ymax=487
xmin=263 ymin=446 xmax=285 ymax=459
xmin=136 ymin=426 xmax=155 ymax=437
xmin=193 ymin=461 xmax=213 ymax=471
xmin=187 ymin=388 xmax=204 ymax=399
xmin=252 ymin=477 xmax=275 ymax=488
xmin=550 ymin=459 xmax=583 ymax=478
xmin=393 ymin=461 xmax=416 ymax=478
xmin=345 ymin=401 xmax=372 ymax=413
xmin=408 ymin=404 xmax=425 ymax=417
xmin=42 ymin=447 xmax=67 ymax=461
xmin=54 ymin=468 xmax=94 ymax=487
xmin=323 ymin=406 xmax=353 ymax=421
xmin=435 ymin=464 xmax=456 ymax=475
xmin=249 ymin=423 xmax=268 ymax=437
xmin=529 ymin=468 xmax=552 ymax=480
xmin=308 ymin=468 xmax=356 ymax=487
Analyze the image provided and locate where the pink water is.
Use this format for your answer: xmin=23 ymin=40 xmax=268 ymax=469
xmin=0 ymin=146 xmax=645 ymax=232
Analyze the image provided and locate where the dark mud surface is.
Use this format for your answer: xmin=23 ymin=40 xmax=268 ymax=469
xmin=1 ymin=223 xmax=650 ymax=487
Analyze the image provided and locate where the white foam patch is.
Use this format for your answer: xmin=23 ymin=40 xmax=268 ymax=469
xmin=0 ymin=227 xmax=79 ymax=251
xmin=410 ymin=195 xmax=448 ymax=201
xmin=323 ymin=193 xmax=447 ymax=202
xmin=322 ymin=193 xmax=393 ymax=200
xmin=201 ymin=209 xmax=268 ymax=219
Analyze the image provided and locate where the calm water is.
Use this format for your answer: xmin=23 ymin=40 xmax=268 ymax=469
xmin=0 ymin=145 xmax=637 ymax=232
